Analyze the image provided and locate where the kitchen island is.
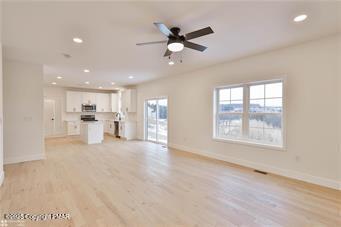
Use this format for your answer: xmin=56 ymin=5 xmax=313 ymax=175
xmin=80 ymin=121 xmax=104 ymax=144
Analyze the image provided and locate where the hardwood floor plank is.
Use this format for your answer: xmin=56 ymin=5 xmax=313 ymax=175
xmin=0 ymin=136 xmax=340 ymax=226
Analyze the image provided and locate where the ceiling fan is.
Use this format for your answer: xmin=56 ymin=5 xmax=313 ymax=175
xmin=136 ymin=23 xmax=214 ymax=57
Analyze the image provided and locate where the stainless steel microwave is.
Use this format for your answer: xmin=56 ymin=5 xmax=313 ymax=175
xmin=82 ymin=104 xmax=96 ymax=112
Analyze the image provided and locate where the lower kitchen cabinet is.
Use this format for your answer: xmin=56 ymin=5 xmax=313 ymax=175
xmin=67 ymin=121 xmax=80 ymax=135
xmin=105 ymin=120 xmax=116 ymax=135
xmin=119 ymin=121 xmax=136 ymax=140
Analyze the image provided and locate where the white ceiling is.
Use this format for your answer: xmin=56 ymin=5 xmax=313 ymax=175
xmin=2 ymin=1 xmax=341 ymax=90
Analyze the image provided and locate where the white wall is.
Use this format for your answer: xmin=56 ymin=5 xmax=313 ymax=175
xmin=0 ymin=1 xmax=4 ymax=186
xmin=4 ymin=60 xmax=45 ymax=164
xmin=43 ymin=86 xmax=115 ymax=137
xmin=137 ymin=35 xmax=340 ymax=189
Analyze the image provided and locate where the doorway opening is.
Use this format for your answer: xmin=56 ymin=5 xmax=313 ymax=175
xmin=145 ymin=98 xmax=168 ymax=144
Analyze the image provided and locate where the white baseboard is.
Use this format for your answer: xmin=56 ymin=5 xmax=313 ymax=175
xmin=0 ymin=170 xmax=4 ymax=187
xmin=4 ymin=153 xmax=46 ymax=165
xmin=168 ymin=143 xmax=341 ymax=191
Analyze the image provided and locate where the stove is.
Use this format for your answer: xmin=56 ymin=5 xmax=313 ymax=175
xmin=81 ymin=115 xmax=98 ymax=122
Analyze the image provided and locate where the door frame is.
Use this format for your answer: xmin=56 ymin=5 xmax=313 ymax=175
xmin=144 ymin=96 xmax=168 ymax=145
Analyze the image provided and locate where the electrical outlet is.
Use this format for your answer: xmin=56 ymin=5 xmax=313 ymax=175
xmin=295 ymin=155 xmax=301 ymax=162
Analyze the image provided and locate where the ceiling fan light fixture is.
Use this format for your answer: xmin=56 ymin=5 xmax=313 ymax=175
xmin=167 ymin=40 xmax=184 ymax=52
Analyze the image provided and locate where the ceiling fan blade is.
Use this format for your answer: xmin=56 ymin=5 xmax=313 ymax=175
xmin=154 ymin=22 xmax=174 ymax=37
xmin=136 ymin=40 xmax=167 ymax=46
xmin=164 ymin=49 xmax=172 ymax=57
xmin=185 ymin=26 xmax=214 ymax=40
xmin=184 ymin=41 xmax=207 ymax=52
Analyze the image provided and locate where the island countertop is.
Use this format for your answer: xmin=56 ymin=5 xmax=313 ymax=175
xmin=80 ymin=121 xmax=104 ymax=125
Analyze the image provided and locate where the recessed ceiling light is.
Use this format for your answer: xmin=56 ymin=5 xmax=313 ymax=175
xmin=168 ymin=61 xmax=175 ymax=65
xmin=293 ymin=14 xmax=307 ymax=22
xmin=73 ymin=37 xmax=83 ymax=43
xmin=98 ymin=86 xmax=103 ymax=89
xmin=129 ymin=76 xmax=134 ymax=79
xmin=84 ymin=81 xmax=90 ymax=85
xmin=84 ymin=69 xmax=90 ymax=73
xmin=57 ymin=76 xmax=63 ymax=79
xmin=52 ymin=82 xmax=57 ymax=85
xmin=111 ymin=82 xmax=115 ymax=85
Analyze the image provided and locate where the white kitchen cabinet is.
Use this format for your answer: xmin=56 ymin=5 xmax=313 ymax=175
xmin=106 ymin=120 xmax=116 ymax=135
xmin=80 ymin=122 xmax=104 ymax=144
xmin=66 ymin=91 xmax=115 ymax=113
xmin=66 ymin=91 xmax=82 ymax=112
xmin=104 ymin=121 xmax=109 ymax=133
xmin=96 ymin=93 xmax=111 ymax=112
xmin=121 ymin=89 xmax=136 ymax=113
xmin=119 ymin=121 xmax=136 ymax=140
xmin=111 ymin=93 xmax=119 ymax=112
xmin=82 ymin=92 xmax=97 ymax=104
xmin=67 ymin=121 xmax=80 ymax=135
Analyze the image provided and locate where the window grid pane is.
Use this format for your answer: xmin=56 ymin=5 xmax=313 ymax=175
xmin=218 ymin=87 xmax=243 ymax=113
xmin=217 ymin=113 xmax=243 ymax=138
xmin=219 ymin=88 xmax=230 ymax=101
xmin=265 ymin=82 xmax=282 ymax=98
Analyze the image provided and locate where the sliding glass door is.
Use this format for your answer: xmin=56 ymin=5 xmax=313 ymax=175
xmin=146 ymin=100 xmax=157 ymax=142
xmin=145 ymin=98 xmax=168 ymax=144
xmin=157 ymin=99 xmax=168 ymax=144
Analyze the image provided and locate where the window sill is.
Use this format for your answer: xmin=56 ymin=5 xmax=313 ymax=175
xmin=212 ymin=137 xmax=286 ymax=151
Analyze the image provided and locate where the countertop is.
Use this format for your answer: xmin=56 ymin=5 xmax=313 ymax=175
xmin=80 ymin=121 xmax=104 ymax=125
xmin=64 ymin=119 xmax=136 ymax=123
xmin=106 ymin=119 xmax=120 ymax=122
xmin=64 ymin=120 xmax=80 ymax=122
xmin=106 ymin=119 xmax=137 ymax=123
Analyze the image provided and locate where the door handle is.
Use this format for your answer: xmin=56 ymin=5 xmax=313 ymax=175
xmin=51 ymin=118 xmax=55 ymax=121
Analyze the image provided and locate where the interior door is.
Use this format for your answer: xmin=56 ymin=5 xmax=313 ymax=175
xmin=145 ymin=98 xmax=168 ymax=144
xmin=44 ymin=99 xmax=55 ymax=137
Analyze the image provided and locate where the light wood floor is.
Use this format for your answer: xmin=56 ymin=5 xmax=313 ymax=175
xmin=0 ymin=136 xmax=341 ymax=227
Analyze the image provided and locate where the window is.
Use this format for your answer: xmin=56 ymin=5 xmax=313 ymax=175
xmin=214 ymin=80 xmax=284 ymax=148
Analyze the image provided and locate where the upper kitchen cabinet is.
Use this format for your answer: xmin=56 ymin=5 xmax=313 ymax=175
xmin=82 ymin=92 xmax=97 ymax=104
xmin=96 ymin=93 xmax=111 ymax=112
xmin=121 ymin=89 xmax=137 ymax=113
xmin=111 ymin=93 xmax=119 ymax=112
xmin=66 ymin=91 xmax=118 ymax=113
xmin=66 ymin=91 xmax=82 ymax=112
